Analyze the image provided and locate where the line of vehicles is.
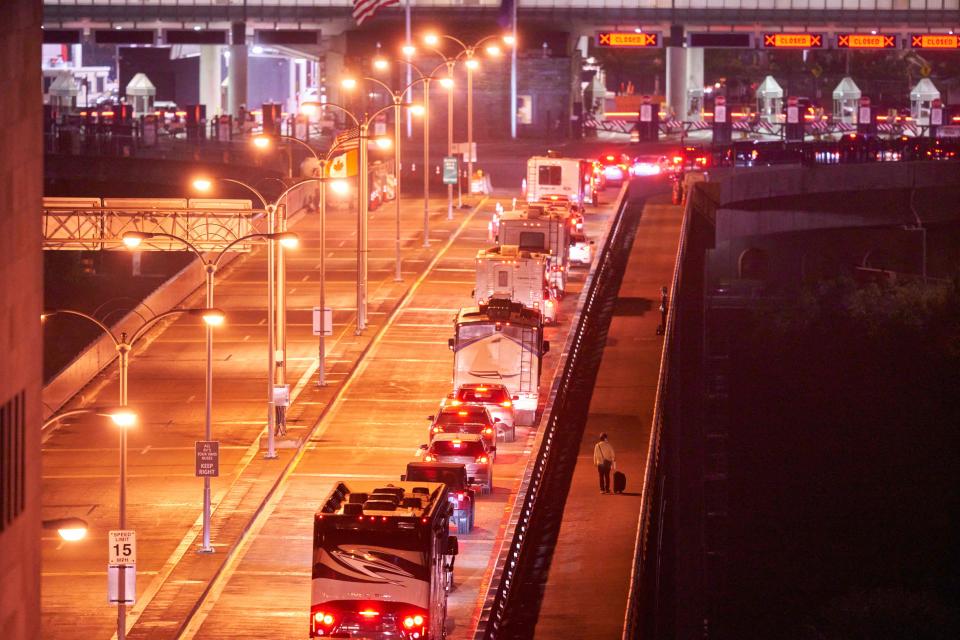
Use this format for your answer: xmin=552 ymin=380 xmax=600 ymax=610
xmin=309 ymin=151 xmax=609 ymax=639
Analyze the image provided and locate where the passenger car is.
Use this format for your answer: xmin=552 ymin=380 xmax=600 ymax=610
xmin=421 ymin=434 xmax=494 ymax=495
xmin=427 ymin=405 xmax=497 ymax=453
xmin=403 ymin=462 xmax=475 ymax=534
xmin=441 ymin=383 xmax=516 ymax=441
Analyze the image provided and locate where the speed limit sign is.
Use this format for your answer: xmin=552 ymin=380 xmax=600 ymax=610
xmin=108 ymin=530 xmax=137 ymax=565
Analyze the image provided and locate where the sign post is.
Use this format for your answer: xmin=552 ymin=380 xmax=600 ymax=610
xmin=857 ymin=96 xmax=875 ymax=135
xmin=930 ymin=98 xmax=943 ymax=138
xmin=785 ymin=96 xmax=803 ymax=142
xmin=312 ymin=307 xmax=333 ymax=336
xmin=108 ymin=530 xmax=136 ymax=605
xmin=195 ymin=440 xmax=220 ymax=477
xmin=712 ymin=95 xmax=731 ymax=145
xmin=442 ymin=156 xmax=458 ymax=185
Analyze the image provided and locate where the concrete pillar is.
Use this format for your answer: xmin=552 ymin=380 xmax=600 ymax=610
xmin=666 ymin=45 xmax=686 ymax=121
xmin=686 ymin=47 xmax=704 ymax=120
xmin=199 ymin=45 xmax=221 ymax=116
xmin=667 ymin=44 xmax=704 ymax=121
xmin=228 ymin=22 xmax=248 ymax=117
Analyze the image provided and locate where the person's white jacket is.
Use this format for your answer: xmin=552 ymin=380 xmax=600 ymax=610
xmin=593 ymin=440 xmax=615 ymax=466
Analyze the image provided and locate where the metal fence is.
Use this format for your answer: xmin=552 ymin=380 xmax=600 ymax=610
xmin=472 ymin=183 xmax=633 ymax=638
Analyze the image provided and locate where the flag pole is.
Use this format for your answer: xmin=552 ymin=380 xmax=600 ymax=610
xmin=510 ymin=0 xmax=517 ymax=139
xmin=405 ymin=0 xmax=412 ymax=139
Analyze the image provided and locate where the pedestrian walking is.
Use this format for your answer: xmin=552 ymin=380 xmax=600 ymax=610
xmin=593 ymin=433 xmax=616 ymax=494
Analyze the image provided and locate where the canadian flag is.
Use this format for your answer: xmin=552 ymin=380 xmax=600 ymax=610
xmin=327 ymin=150 xmax=358 ymax=178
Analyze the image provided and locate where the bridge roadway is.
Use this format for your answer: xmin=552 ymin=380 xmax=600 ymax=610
xmin=534 ymin=192 xmax=684 ymax=639
xmin=40 ymin=186 xmax=620 ymax=638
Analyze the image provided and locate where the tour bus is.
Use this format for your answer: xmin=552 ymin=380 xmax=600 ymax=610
xmin=496 ymin=205 xmax=571 ymax=294
xmin=310 ymin=481 xmax=458 ymax=639
xmin=449 ymin=298 xmax=549 ymax=426
xmin=474 ymin=245 xmax=556 ymax=323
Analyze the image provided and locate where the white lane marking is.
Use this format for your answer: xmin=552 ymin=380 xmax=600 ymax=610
xmin=393 ymin=323 xmax=451 ymax=328
xmin=293 ymin=473 xmax=399 ymax=479
xmin=140 ymin=446 xmax=151 ymax=455
xmin=43 ymin=571 xmax=160 ymax=577
xmin=186 ymin=394 xmax=196 ymax=403
xmin=301 ymin=275 xmax=310 ymax=282
xmin=289 ymin=288 xmax=297 ymax=294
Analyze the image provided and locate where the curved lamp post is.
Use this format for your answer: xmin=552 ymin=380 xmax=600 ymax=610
xmin=423 ymin=32 xmax=513 ymax=208
xmin=122 ymin=228 xmax=294 ymax=552
xmin=41 ymin=306 xmax=222 ymax=640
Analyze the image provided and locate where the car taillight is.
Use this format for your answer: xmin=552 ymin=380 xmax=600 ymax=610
xmin=501 ymin=400 xmax=512 ymax=407
xmin=476 ymin=456 xmax=489 ymax=464
xmin=449 ymin=399 xmax=462 ymax=406
xmin=456 ymin=491 xmax=466 ymax=501
xmin=424 ymin=455 xmax=434 ymax=462
xmin=402 ymin=614 xmax=426 ymax=629
xmin=483 ymin=427 xmax=494 ymax=435
xmin=358 ymin=609 xmax=380 ymax=618
xmin=546 ymin=300 xmax=555 ymax=308
xmin=432 ymin=426 xmax=442 ymax=433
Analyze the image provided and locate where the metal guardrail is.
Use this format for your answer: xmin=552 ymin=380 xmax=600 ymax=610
xmin=620 ymin=178 xmax=695 ymax=639
xmin=473 ymin=182 xmax=632 ymax=639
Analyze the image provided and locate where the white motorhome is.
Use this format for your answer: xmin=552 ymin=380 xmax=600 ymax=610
xmin=526 ymin=155 xmax=596 ymax=205
xmin=496 ymin=205 xmax=571 ymax=294
xmin=310 ymin=480 xmax=458 ymax=640
xmin=449 ymin=299 xmax=549 ymax=425
xmin=474 ymin=245 xmax=556 ymax=323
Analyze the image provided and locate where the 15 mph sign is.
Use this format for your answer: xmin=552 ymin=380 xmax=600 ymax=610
xmin=108 ymin=530 xmax=137 ymax=565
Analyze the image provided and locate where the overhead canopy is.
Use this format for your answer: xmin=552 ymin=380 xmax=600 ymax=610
xmin=125 ymin=73 xmax=156 ymax=97
xmin=832 ymin=76 xmax=861 ymax=101
xmin=910 ymin=78 xmax=940 ymax=101
xmin=756 ymin=75 xmax=783 ymax=98
xmin=49 ymin=72 xmax=79 ymax=97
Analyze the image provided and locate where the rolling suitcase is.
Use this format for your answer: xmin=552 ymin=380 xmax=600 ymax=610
xmin=613 ymin=470 xmax=626 ymax=494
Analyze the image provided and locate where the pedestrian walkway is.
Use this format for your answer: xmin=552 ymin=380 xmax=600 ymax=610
xmin=533 ymin=197 xmax=684 ymax=639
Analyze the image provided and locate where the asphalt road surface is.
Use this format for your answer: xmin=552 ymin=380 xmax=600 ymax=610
xmin=41 ymin=185 xmax=620 ymax=639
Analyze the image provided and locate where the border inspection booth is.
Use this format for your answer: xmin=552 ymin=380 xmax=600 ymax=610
xmin=756 ymin=76 xmax=783 ymax=124
xmin=910 ymin=78 xmax=940 ymax=126
xmin=833 ymin=77 xmax=861 ymax=125
xmin=125 ymin=73 xmax=156 ymax=117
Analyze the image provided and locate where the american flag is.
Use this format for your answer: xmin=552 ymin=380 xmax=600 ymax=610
xmin=352 ymin=0 xmax=399 ymax=25
xmin=334 ymin=126 xmax=360 ymax=151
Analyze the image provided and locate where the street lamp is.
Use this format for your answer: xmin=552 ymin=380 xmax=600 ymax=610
xmin=41 ymin=307 xmax=219 ymax=640
xmin=121 ymin=227 xmax=293 ymax=552
xmin=423 ymin=32 xmax=514 ymax=209
xmin=373 ymin=54 xmax=454 ymax=247
xmin=43 ymin=517 xmax=90 ymax=542
xmin=343 ymin=72 xmax=431 ymax=281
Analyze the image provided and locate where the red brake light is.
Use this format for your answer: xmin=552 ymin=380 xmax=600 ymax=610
xmin=483 ymin=427 xmax=494 ymax=435
xmin=501 ymin=401 xmax=512 ymax=407
xmin=605 ymin=155 xmax=614 ymax=161
xmin=402 ymin=613 xmax=426 ymax=629
xmin=476 ymin=455 xmax=489 ymax=464
xmin=432 ymin=426 xmax=442 ymax=433
xmin=450 ymin=399 xmax=462 ymax=406
xmin=424 ymin=455 xmax=434 ymax=462
xmin=456 ymin=492 xmax=465 ymax=500
xmin=457 ymin=410 xmax=468 ymax=416
xmin=358 ymin=610 xmax=379 ymax=618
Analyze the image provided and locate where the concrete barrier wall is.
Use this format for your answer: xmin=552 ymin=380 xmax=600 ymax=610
xmin=719 ymin=162 xmax=960 ymax=207
xmin=42 ymin=179 xmax=317 ymax=421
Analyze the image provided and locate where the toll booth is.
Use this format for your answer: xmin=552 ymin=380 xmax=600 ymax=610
xmin=856 ymin=97 xmax=875 ymax=135
xmin=832 ymin=77 xmax=862 ymax=125
xmin=784 ymin=96 xmax=804 ymax=143
xmin=48 ymin=72 xmax=79 ymax=110
xmin=756 ymin=75 xmax=783 ymax=124
xmin=635 ymin=95 xmax=659 ymax=142
xmin=125 ymin=73 xmax=156 ymax=117
xmin=712 ymin=95 xmax=732 ymax=144
xmin=910 ymin=78 xmax=940 ymax=126
xmin=262 ymin=103 xmax=282 ymax=136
